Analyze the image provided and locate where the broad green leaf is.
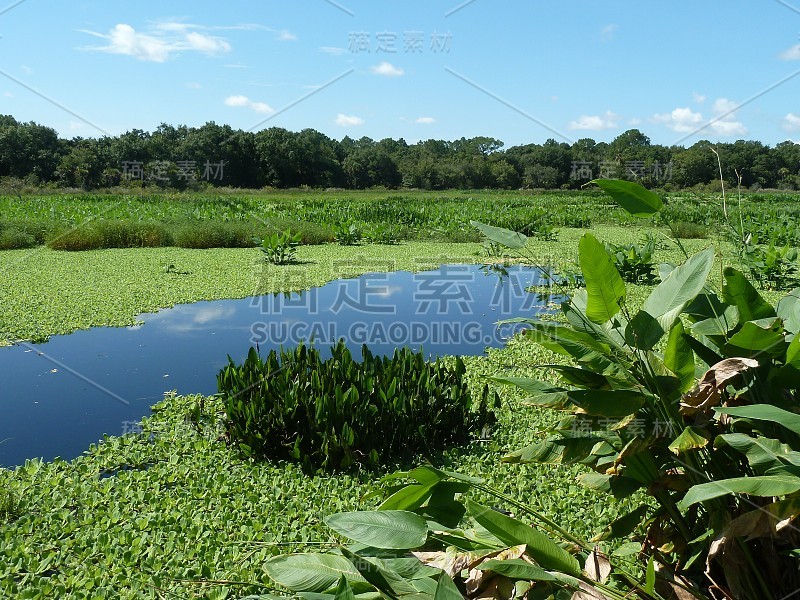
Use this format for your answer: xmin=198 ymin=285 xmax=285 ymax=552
xmin=625 ymin=310 xmax=665 ymax=351
xmin=503 ymin=436 xmax=604 ymax=466
xmin=264 ymin=554 xmax=365 ymax=592
xmin=668 ymin=427 xmax=709 ymax=455
xmin=568 ymin=389 xmax=645 ymax=417
xmin=777 ymin=289 xmax=800 ymax=334
xmin=579 ymin=233 xmax=626 ymax=324
xmin=325 ymin=511 xmax=428 ymax=550
xmin=645 ymin=556 xmax=656 ymax=595
xmin=489 ymin=377 xmax=561 ymax=395
xmin=593 ymin=505 xmax=649 ymax=542
xmin=538 ymin=365 xmax=612 ymax=390
xmin=340 ymin=548 xmax=418 ymax=597
xmin=641 ymin=247 xmax=715 ymax=334
xmin=334 ymin=575 xmax=356 ymax=600
xmin=378 ymin=483 xmax=435 ymax=512
xmin=679 ymin=475 xmax=800 ymax=510
xmin=716 ymin=405 xmax=800 ymax=437
xmin=433 ymin=571 xmax=463 ymax=600
xmin=466 ymin=500 xmax=581 ymax=576
xmin=577 ymin=473 xmax=643 ymax=499
xmin=664 ymin=321 xmax=695 ymax=393
xmin=715 ymin=433 xmax=800 ymax=473
xmin=690 ymin=306 xmax=739 ymax=337
xmin=722 ymin=268 xmax=776 ymax=322
xmin=723 ymin=318 xmax=786 ymax=358
xmin=775 ymin=335 xmax=800 ymax=387
xmin=589 ymin=179 xmax=664 ymax=217
xmin=470 ymin=220 xmax=528 ymax=249
xmin=477 ymin=559 xmax=558 ymax=582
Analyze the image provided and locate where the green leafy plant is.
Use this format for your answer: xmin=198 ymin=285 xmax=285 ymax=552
xmin=334 ymin=223 xmax=362 ymax=246
xmin=272 ymin=180 xmax=800 ymax=599
xmin=217 ymin=341 xmax=498 ymax=472
xmin=0 ymin=485 xmax=18 ymax=524
xmin=365 ymin=223 xmax=403 ymax=245
xmin=259 ymin=229 xmax=302 ymax=265
xmin=743 ymin=241 xmax=799 ymax=290
xmin=603 ymin=232 xmax=657 ymax=284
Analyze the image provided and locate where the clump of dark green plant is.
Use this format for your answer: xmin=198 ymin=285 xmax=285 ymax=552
xmin=172 ymin=221 xmax=257 ymax=249
xmin=669 ymin=220 xmax=708 ymax=239
xmin=604 ymin=232 xmax=657 ymax=284
xmin=259 ymin=229 xmax=302 ymax=264
xmin=0 ymin=486 xmax=19 ymax=524
xmin=364 ymin=223 xmax=403 ymax=245
xmin=334 ymin=223 xmax=362 ymax=246
xmin=0 ymin=227 xmax=36 ymax=250
xmin=217 ymin=341 xmax=498 ymax=471
xmin=47 ymin=220 xmax=173 ymax=251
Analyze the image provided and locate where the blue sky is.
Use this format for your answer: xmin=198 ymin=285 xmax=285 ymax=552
xmin=1 ymin=1 xmax=799 ymax=147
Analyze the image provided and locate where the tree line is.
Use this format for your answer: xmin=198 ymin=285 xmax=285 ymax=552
xmin=1 ymin=114 xmax=799 ymax=191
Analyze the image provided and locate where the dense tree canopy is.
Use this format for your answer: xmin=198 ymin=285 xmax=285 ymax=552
xmin=0 ymin=115 xmax=798 ymax=191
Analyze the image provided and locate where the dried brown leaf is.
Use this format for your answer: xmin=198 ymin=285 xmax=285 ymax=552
xmin=583 ymin=548 xmax=611 ymax=584
xmin=680 ymin=358 xmax=759 ymax=418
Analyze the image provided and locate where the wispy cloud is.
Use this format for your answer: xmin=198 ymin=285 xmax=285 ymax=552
xmin=371 ymin=61 xmax=404 ymax=77
xmin=320 ymin=46 xmax=348 ymax=56
xmin=600 ymin=24 xmax=618 ymax=42
xmin=780 ymin=44 xmax=800 ymax=60
xmin=568 ymin=111 xmax=619 ymax=131
xmin=692 ymin=92 xmax=706 ymax=104
xmin=415 ymin=117 xmax=436 ymax=124
xmin=784 ymin=112 xmax=800 ymax=131
xmin=335 ymin=113 xmax=364 ymax=127
xmin=276 ymin=30 xmax=297 ymax=41
xmin=81 ymin=23 xmax=232 ymax=62
xmin=224 ymin=95 xmax=274 ymax=114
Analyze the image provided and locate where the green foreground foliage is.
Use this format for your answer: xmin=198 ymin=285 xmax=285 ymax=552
xmin=219 ymin=342 xmax=498 ymax=471
xmin=267 ymin=181 xmax=800 ymax=600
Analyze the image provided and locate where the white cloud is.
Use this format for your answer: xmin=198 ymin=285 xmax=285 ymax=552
xmin=692 ymin=92 xmax=706 ymax=104
xmin=627 ymin=117 xmax=643 ymax=126
xmin=568 ymin=111 xmax=619 ymax=131
xmin=68 ymin=121 xmax=85 ymax=130
xmin=20 ymin=65 xmax=32 ymax=74
xmin=371 ymin=61 xmax=404 ymax=77
xmin=320 ymin=46 xmax=347 ymax=55
xmin=336 ymin=114 xmax=364 ymax=127
xmin=600 ymin=24 xmax=618 ymax=41
xmin=781 ymin=44 xmax=800 ymax=60
xmin=415 ymin=117 xmax=436 ymax=124
xmin=276 ymin=30 xmax=297 ymax=41
xmin=709 ymin=97 xmax=747 ymax=136
xmin=783 ymin=113 xmax=800 ymax=132
xmin=185 ymin=82 xmax=202 ymax=90
xmin=3 ymin=91 xmax=12 ymax=98
xmin=224 ymin=95 xmax=274 ymax=114
xmin=81 ymin=22 xmax=233 ymax=62
xmin=653 ymin=99 xmax=747 ymax=137
xmin=653 ymin=107 xmax=704 ymax=133
xmin=185 ymin=31 xmax=231 ymax=54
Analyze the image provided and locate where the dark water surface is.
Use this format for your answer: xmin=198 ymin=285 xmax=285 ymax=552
xmin=0 ymin=264 xmax=556 ymax=467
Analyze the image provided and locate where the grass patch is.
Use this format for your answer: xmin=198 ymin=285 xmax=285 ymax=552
xmin=669 ymin=221 xmax=708 ymax=239
xmin=47 ymin=220 xmax=173 ymax=251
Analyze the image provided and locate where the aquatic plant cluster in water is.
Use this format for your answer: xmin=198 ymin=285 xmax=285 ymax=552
xmin=217 ymin=341 xmax=499 ymax=471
